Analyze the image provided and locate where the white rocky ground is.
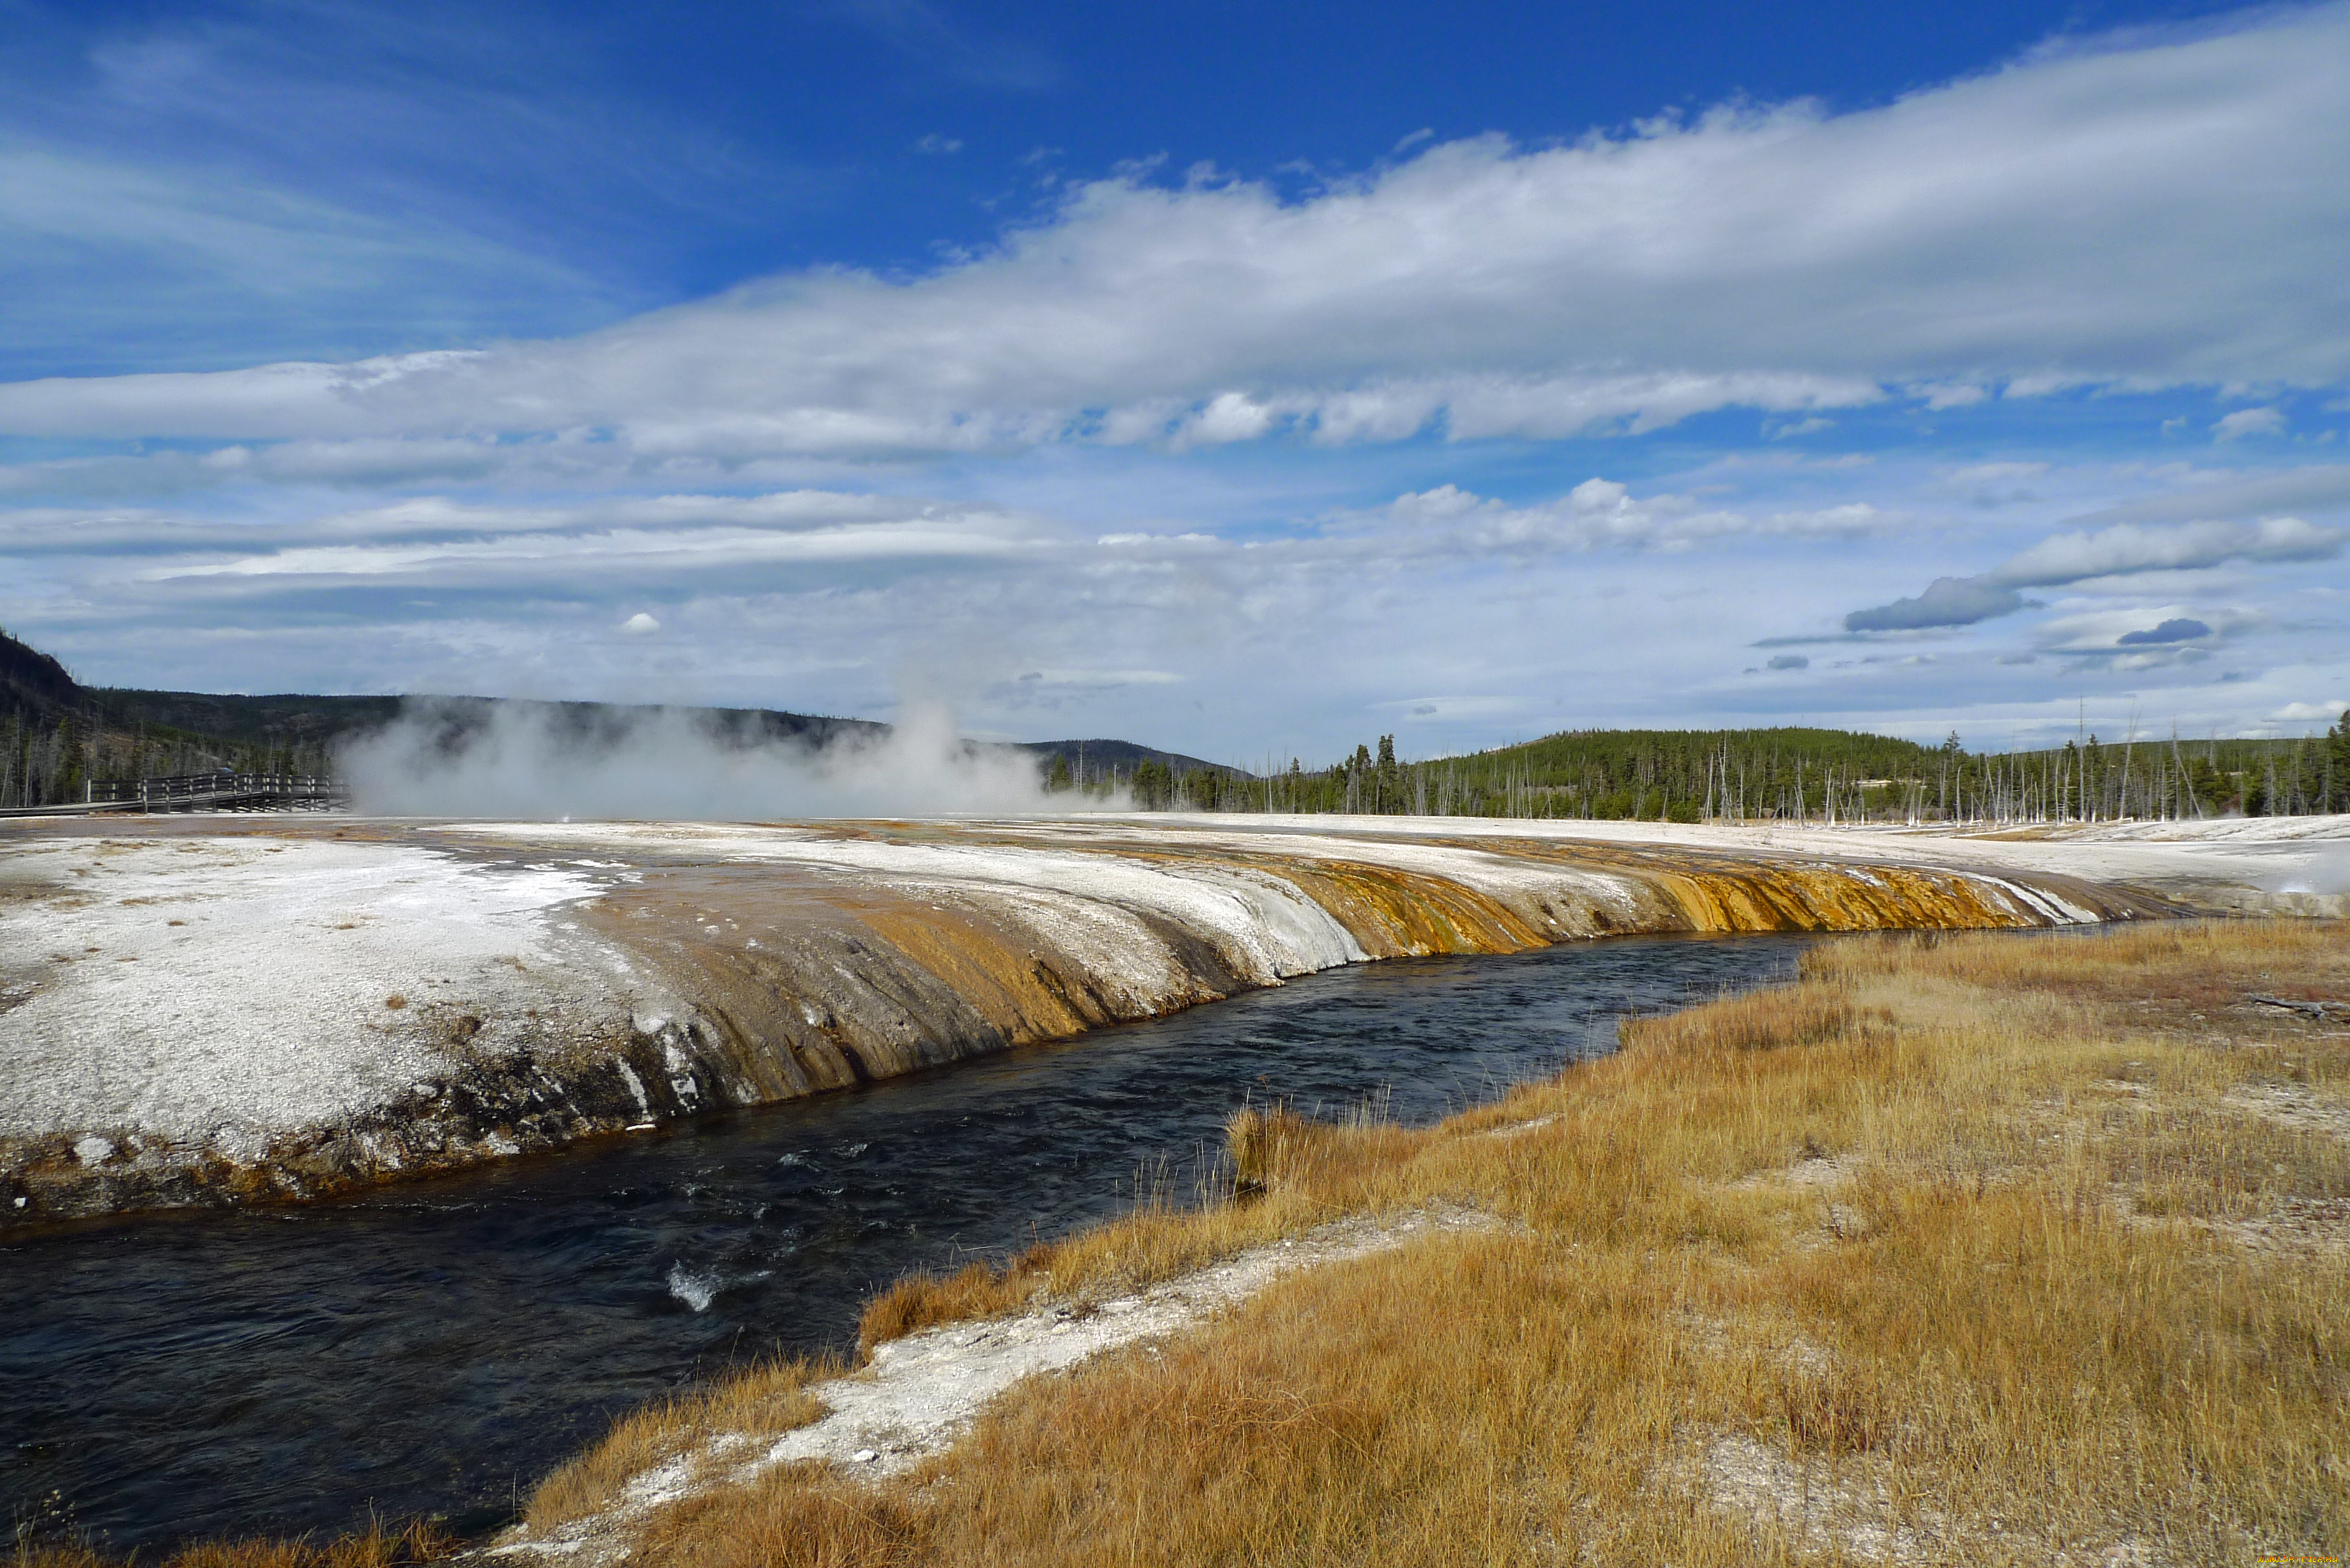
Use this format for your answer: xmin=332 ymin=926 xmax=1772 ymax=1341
xmin=0 ymin=835 xmax=646 ymax=1153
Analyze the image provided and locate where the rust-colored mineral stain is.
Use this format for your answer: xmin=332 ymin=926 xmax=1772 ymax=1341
xmin=1270 ymin=859 xmax=1547 ymax=958
xmin=856 ymin=904 xmax=1102 ymax=1045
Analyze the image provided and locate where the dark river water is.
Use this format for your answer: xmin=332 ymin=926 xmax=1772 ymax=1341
xmin=2 ymin=934 xmax=1809 ymax=1553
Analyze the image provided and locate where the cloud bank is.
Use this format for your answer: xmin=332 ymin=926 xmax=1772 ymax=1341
xmin=1845 ymin=517 xmax=2346 ymax=632
xmin=1 ymin=3 xmax=2345 ymax=462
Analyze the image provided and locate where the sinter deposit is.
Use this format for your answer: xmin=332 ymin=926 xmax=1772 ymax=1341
xmin=4 ymin=811 xmax=2331 ymax=1226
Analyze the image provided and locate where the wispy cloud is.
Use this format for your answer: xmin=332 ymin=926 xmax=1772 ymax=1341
xmin=825 ymin=0 xmax=1059 ymax=89
xmin=0 ymin=1 xmax=822 ymax=375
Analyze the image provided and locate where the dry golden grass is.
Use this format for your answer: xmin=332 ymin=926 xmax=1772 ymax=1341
xmin=523 ymin=1356 xmax=835 ymax=1533
xmin=848 ymin=1107 xmax=1427 ymax=1363
xmin=11 ymin=1519 xmax=448 ymax=1568
xmin=551 ymin=919 xmax=2350 ymax=1566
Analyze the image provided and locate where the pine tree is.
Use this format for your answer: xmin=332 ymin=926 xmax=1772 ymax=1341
xmin=2328 ymin=711 xmax=2350 ymax=812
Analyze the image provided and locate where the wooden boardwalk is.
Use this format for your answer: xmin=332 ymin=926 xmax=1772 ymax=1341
xmin=0 ymin=772 xmax=347 ymax=818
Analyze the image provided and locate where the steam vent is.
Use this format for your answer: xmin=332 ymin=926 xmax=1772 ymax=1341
xmin=2 ymin=812 xmax=2334 ymax=1228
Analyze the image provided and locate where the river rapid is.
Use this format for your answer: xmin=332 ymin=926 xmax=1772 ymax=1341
xmin=2 ymin=934 xmax=1808 ymax=1553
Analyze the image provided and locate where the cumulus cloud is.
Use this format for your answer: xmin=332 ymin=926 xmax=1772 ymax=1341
xmin=2213 ymin=406 xmax=2286 ymax=441
xmin=1 ymin=3 xmax=2345 ymax=458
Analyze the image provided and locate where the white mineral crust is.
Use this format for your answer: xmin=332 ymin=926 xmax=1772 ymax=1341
xmin=0 ymin=836 xmax=633 ymax=1149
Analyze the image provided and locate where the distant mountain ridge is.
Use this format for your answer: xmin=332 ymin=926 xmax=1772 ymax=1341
xmin=1014 ymin=737 xmax=1239 ymax=783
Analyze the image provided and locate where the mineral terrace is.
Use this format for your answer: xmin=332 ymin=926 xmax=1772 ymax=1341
xmin=4 ymin=811 xmax=2339 ymax=1228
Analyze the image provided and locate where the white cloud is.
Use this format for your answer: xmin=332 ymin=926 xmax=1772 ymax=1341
xmin=1172 ymin=391 xmax=1283 ymax=448
xmin=0 ymin=490 xmax=1050 ymax=600
xmin=2213 ymin=405 xmax=2286 ymax=441
xmin=1916 ymin=383 xmax=1992 ymax=410
xmin=1844 ymin=515 xmax=2348 ymax=630
xmin=1987 ymin=516 xmax=2343 ymax=586
xmin=2060 ymin=464 xmax=2350 ymax=527
xmin=1 ymin=3 xmax=2345 ymax=457
xmin=619 ymin=611 xmax=660 ymax=634
xmin=1941 ymin=461 xmax=2049 ymax=483
xmin=1373 ymin=481 xmax=1892 ymax=556
xmin=2272 ymin=699 xmax=2346 ymax=722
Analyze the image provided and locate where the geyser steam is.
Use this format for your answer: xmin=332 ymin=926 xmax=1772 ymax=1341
xmin=339 ymin=698 xmax=1058 ymax=819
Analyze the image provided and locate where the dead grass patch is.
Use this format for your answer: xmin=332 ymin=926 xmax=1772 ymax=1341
xmin=11 ymin=1519 xmax=449 ymax=1568
xmin=523 ymin=1357 xmax=833 ymax=1533
xmin=541 ymin=919 xmax=2350 ymax=1566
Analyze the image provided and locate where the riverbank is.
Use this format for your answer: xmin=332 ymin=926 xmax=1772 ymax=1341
xmin=1 ymin=936 xmax=1800 ymax=1554
xmin=512 ymin=917 xmax=2349 ymax=1566
xmin=4 ymin=813 xmax=2223 ymax=1230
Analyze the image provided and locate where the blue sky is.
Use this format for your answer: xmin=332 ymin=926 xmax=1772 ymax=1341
xmin=1 ymin=0 xmax=2346 ymax=763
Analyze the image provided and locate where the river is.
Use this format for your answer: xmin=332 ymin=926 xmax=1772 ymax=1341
xmin=1 ymin=933 xmax=1808 ymax=1552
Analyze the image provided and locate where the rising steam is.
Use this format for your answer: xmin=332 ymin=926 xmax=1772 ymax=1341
xmin=338 ymin=698 xmax=1063 ymax=819
xmin=2270 ymin=846 xmax=2350 ymax=898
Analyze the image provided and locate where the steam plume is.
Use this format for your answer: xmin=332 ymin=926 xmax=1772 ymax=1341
xmin=338 ymin=698 xmax=1060 ymax=819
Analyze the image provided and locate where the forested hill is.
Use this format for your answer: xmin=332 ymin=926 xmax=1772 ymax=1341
xmin=1463 ymin=726 xmax=1940 ymax=803
xmin=1169 ymin=725 xmax=1950 ymax=818
xmin=0 ymin=628 xmax=904 ymax=808
xmin=1 ymin=628 xmax=78 ymax=717
xmin=1150 ymin=721 xmax=2349 ymax=821
xmin=1018 ymin=738 xmax=1238 ymax=786
xmin=0 ymin=628 xmax=1210 ymax=811
xmin=5 ymin=629 xmax=279 ymax=805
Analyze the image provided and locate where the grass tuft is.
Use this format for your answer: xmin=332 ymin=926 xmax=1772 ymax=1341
xmin=856 ymin=1251 xmax=1052 ymax=1361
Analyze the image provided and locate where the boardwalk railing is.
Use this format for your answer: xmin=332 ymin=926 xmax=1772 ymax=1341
xmin=0 ymin=772 xmax=348 ymax=817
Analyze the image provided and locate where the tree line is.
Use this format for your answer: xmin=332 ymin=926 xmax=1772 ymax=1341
xmin=1 ymin=629 xmax=334 ymax=808
xmin=13 ymin=620 xmax=2346 ymax=823
xmin=0 ymin=707 xmax=332 ymax=810
xmin=1063 ymin=719 xmax=2350 ymax=823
